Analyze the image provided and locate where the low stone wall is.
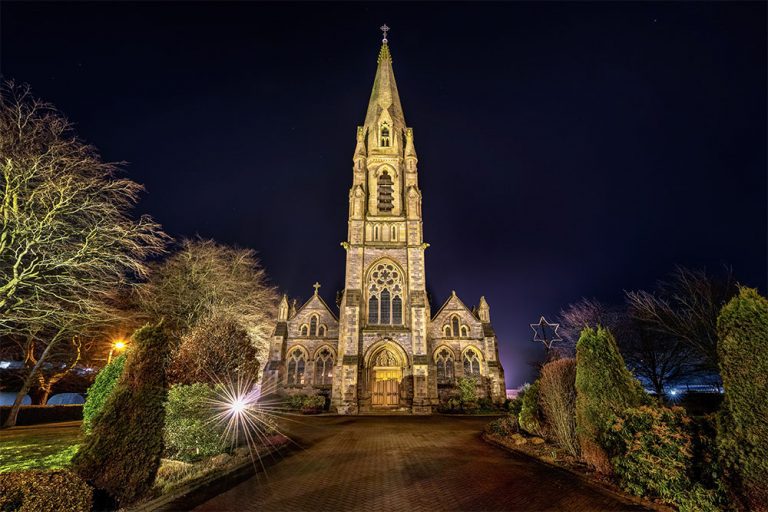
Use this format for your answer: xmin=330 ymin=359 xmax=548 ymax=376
xmin=0 ymin=405 xmax=83 ymax=425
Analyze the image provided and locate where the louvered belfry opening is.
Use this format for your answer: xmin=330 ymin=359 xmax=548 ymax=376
xmin=377 ymin=171 xmax=394 ymax=212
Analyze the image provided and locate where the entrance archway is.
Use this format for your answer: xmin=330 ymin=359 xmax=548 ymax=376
xmin=366 ymin=342 xmax=407 ymax=408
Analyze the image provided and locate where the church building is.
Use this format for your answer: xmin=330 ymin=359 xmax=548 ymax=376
xmin=263 ymin=29 xmax=506 ymax=414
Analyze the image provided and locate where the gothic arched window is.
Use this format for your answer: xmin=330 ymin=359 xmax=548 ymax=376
xmin=318 ymin=325 xmax=326 ymax=337
xmin=380 ymin=289 xmax=391 ymax=324
xmin=314 ymin=348 xmax=334 ymax=385
xmin=300 ymin=325 xmax=308 ymax=336
xmin=392 ymin=296 xmax=402 ymax=324
xmin=380 ymin=123 xmax=390 ymax=147
xmin=310 ymin=316 xmax=318 ymax=337
xmin=452 ymin=317 xmax=460 ymax=337
xmin=460 ymin=326 xmax=468 ymax=337
xmin=287 ymin=348 xmax=306 ymax=385
xmin=436 ymin=348 xmax=454 ymax=384
xmin=373 ymin=224 xmax=380 ymax=241
xmin=367 ymin=262 xmax=404 ymax=325
xmin=463 ymin=349 xmax=481 ymax=377
xmin=377 ymin=171 xmax=394 ymax=213
xmin=368 ymin=293 xmax=379 ymax=324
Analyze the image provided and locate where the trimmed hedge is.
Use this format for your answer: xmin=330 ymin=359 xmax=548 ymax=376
xmin=717 ymin=287 xmax=768 ymax=511
xmin=73 ymin=324 xmax=170 ymax=506
xmin=0 ymin=470 xmax=93 ymax=512
xmin=575 ymin=326 xmax=646 ymax=473
xmin=286 ymin=393 xmax=327 ymax=414
xmin=0 ymin=405 xmax=82 ymax=426
xmin=164 ymin=383 xmax=226 ymax=462
xmin=604 ymin=406 xmax=724 ymax=511
xmin=82 ymin=353 xmax=126 ymax=434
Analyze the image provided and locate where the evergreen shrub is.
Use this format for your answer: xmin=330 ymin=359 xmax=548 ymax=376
xmin=287 ymin=394 xmax=308 ymax=410
xmin=717 ymin=287 xmax=768 ymax=511
xmin=457 ymin=376 xmax=478 ymax=408
xmin=0 ymin=470 xmax=93 ymax=512
xmin=82 ymin=353 xmax=126 ymax=434
xmin=73 ymin=324 xmax=170 ymax=506
xmin=575 ymin=326 xmax=646 ymax=473
xmin=164 ymin=383 xmax=225 ymax=462
xmin=485 ymin=414 xmax=519 ymax=437
xmin=518 ymin=379 xmax=544 ymax=436
xmin=539 ymin=358 xmax=578 ymax=456
xmin=301 ymin=394 xmax=326 ymax=414
xmin=604 ymin=406 xmax=724 ymax=512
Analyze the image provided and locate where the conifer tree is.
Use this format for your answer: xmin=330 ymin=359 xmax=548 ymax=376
xmin=717 ymin=287 xmax=768 ymax=511
xmin=575 ymin=326 xmax=646 ymax=473
xmin=73 ymin=324 xmax=169 ymax=506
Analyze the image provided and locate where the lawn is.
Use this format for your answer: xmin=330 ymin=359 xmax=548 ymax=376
xmin=0 ymin=421 xmax=81 ymax=472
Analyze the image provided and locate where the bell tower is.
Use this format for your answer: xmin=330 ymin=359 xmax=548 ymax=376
xmin=335 ymin=26 xmax=431 ymax=414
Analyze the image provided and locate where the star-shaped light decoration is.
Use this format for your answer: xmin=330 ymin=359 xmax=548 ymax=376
xmin=530 ymin=316 xmax=562 ymax=350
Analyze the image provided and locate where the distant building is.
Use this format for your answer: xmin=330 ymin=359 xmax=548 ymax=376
xmin=262 ymin=33 xmax=506 ymax=414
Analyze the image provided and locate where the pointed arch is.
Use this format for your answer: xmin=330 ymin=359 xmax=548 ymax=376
xmin=366 ymin=258 xmax=405 ymax=326
xmin=433 ymin=345 xmax=455 ymax=384
xmin=309 ymin=315 xmax=318 ymax=336
xmin=286 ymin=345 xmax=309 ymax=385
xmin=313 ymin=345 xmax=335 ymax=386
xmin=462 ymin=346 xmax=482 ymax=377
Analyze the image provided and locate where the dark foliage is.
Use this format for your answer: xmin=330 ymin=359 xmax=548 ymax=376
xmin=575 ymin=326 xmax=646 ymax=474
xmin=72 ymin=324 xmax=169 ymax=507
xmin=716 ymin=287 xmax=768 ymax=511
xmin=603 ymin=406 xmax=725 ymax=511
xmin=0 ymin=470 xmax=93 ymax=512
xmin=0 ymin=405 xmax=82 ymax=426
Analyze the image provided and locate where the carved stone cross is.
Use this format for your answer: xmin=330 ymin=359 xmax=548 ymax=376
xmin=313 ymin=282 xmax=321 ymax=295
xmin=380 ymin=24 xmax=390 ymax=43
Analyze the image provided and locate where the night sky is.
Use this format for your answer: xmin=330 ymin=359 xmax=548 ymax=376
xmin=2 ymin=2 xmax=766 ymax=387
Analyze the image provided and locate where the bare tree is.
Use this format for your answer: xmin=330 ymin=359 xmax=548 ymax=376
xmin=626 ymin=266 xmax=737 ymax=374
xmin=559 ymin=297 xmax=695 ymax=396
xmin=138 ymin=238 xmax=278 ymax=377
xmin=0 ymin=82 xmax=167 ymax=426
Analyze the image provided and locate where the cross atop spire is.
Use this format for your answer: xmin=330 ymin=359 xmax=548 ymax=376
xmin=380 ymin=24 xmax=390 ymax=43
xmin=313 ymin=282 xmax=321 ymax=295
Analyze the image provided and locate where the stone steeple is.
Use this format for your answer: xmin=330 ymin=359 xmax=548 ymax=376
xmin=363 ymin=40 xmax=406 ymax=145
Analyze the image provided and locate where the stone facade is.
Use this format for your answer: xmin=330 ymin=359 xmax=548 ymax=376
xmin=262 ymin=38 xmax=506 ymax=414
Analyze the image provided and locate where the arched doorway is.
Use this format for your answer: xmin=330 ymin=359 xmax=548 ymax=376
xmin=369 ymin=346 xmax=405 ymax=407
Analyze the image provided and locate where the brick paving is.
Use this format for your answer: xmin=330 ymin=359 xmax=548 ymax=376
xmin=194 ymin=416 xmax=648 ymax=512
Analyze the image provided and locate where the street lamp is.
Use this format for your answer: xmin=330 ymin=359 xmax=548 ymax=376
xmin=108 ymin=339 xmax=127 ymax=364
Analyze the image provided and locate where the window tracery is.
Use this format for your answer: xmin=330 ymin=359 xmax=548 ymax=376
xmin=463 ymin=349 xmax=481 ymax=377
xmin=287 ymin=348 xmax=306 ymax=385
xmin=435 ymin=348 xmax=454 ymax=384
xmin=367 ymin=262 xmax=404 ymax=325
xmin=314 ymin=348 xmax=334 ymax=385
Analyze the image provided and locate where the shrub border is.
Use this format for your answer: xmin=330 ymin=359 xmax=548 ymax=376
xmin=482 ymin=433 xmax=672 ymax=512
xmin=127 ymin=439 xmax=294 ymax=512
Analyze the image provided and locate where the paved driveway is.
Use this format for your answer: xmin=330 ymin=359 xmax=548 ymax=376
xmin=194 ymin=416 xmax=647 ymax=512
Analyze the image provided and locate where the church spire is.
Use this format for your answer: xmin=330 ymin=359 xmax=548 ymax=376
xmin=364 ymin=25 xmax=406 ymax=144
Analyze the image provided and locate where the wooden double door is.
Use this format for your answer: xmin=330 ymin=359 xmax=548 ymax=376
xmin=371 ymin=367 xmax=401 ymax=407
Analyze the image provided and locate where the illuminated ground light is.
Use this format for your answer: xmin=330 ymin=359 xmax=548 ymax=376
xmin=206 ymin=374 xmax=296 ymax=472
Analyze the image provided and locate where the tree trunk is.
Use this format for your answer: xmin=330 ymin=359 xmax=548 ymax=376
xmin=2 ymin=335 xmax=61 ymax=428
